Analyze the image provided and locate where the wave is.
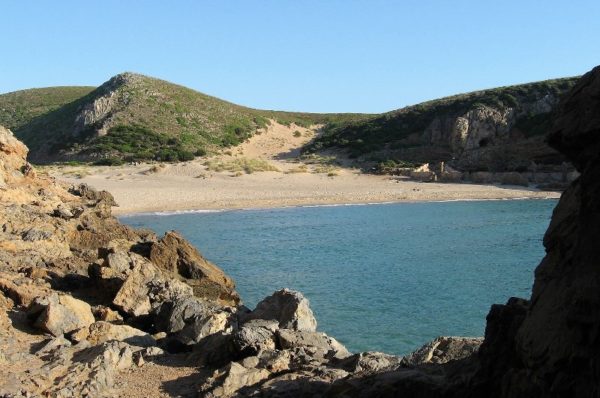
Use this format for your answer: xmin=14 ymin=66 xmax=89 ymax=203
xmin=119 ymin=208 xmax=226 ymax=217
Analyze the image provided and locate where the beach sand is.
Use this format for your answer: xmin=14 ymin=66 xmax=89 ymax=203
xmin=44 ymin=121 xmax=561 ymax=215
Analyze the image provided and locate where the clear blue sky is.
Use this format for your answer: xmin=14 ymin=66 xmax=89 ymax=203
xmin=1 ymin=1 xmax=599 ymax=113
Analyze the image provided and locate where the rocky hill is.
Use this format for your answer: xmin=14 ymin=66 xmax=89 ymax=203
xmin=0 ymin=65 xmax=600 ymax=396
xmin=307 ymin=77 xmax=579 ymax=173
xmin=0 ymin=73 xmax=366 ymax=164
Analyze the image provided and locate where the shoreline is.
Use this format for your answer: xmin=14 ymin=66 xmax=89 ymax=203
xmin=42 ymin=121 xmax=562 ymax=217
xmin=116 ymin=194 xmax=561 ymax=217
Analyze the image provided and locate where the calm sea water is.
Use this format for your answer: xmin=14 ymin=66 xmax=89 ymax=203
xmin=121 ymin=199 xmax=556 ymax=355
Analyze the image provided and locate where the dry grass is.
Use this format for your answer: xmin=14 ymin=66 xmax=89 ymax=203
xmin=143 ymin=164 xmax=166 ymax=175
xmin=61 ymin=168 xmax=92 ymax=179
xmin=313 ymin=164 xmax=340 ymax=175
xmin=204 ymin=157 xmax=280 ymax=174
xmin=285 ymin=165 xmax=309 ymax=174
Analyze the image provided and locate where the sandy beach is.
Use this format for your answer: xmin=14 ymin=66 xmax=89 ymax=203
xmin=45 ymin=122 xmax=561 ymax=215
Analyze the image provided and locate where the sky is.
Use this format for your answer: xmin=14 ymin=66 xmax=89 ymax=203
xmin=1 ymin=1 xmax=599 ymax=113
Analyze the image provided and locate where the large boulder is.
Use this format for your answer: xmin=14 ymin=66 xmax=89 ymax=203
xmin=112 ymin=261 xmax=193 ymax=317
xmin=232 ymin=319 xmax=278 ymax=356
xmin=401 ymin=336 xmax=483 ymax=366
xmin=276 ymin=329 xmax=351 ymax=361
xmin=336 ymin=351 xmax=403 ymax=374
xmin=200 ymin=361 xmax=271 ymax=398
xmin=153 ymin=296 xmax=233 ymax=345
xmin=31 ymin=293 xmax=95 ymax=337
xmin=243 ymin=289 xmax=317 ymax=332
xmin=85 ymin=321 xmax=156 ymax=347
xmin=149 ymin=231 xmax=240 ymax=306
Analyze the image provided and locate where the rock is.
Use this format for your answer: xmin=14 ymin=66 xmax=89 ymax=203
xmin=337 ymin=351 xmax=403 ymax=374
xmin=0 ymin=126 xmax=29 ymax=187
xmin=401 ymin=336 xmax=483 ymax=366
xmin=93 ymin=305 xmax=123 ymax=323
xmin=200 ymin=361 xmax=271 ymax=398
xmin=104 ymin=250 xmax=133 ymax=274
xmin=69 ymin=183 xmax=117 ymax=207
xmin=193 ymin=332 xmax=236 ymax=368
xmin=256 ymin=349 xmax=291 ymax=373
xmin=70 ymin=326 xmax=90 ymax=343
xmin=112 ymin=258 xmax=197 ymax=318
xmin=111 ymin=262 xmax=155 ymax=316
xmin=498 ymin=172 xmax=529 ymax=186
xmin=276 ymin=329 xmax=351 ymax=361
xmin=0 ymin=275 xmax=48 ymax=307
xmin=32 ymin=293 xmax=95 ymax=336
xmin=142 ymin=346 xmax=165 ymax=358
xmin=240 ymin=367 xmax=350 ymax=398
xmin=153 ymin=296 xmax=231 ymax=345
xmin=232 ymin=319 xmax=278 ymax=356
xmin=149 ymin=231 xmax=240 ymax=306
xmin=21 ymin=229 xmax=52 ymax=242
xmin=48 ymin=341 xmax=134 ymax=396
xmin=244 ymin=289 xmax=317 ymax=332
xmin=86 ymin=321 xmax=155 ymax=347
xmin=34 ymin=336 xmax=72 ymax=355
xmin=53 ymin=205 xmax=74 ymax=219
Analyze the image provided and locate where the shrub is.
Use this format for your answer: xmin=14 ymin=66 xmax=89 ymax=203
xmin=93 ymin=157 xmax=124 ymax=166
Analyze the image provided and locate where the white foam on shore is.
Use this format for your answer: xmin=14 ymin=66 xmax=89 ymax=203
xmin=120 ymin=209 xmax=226 ymax=217
xmin=119 ymin=197 xmax=559 ymax=217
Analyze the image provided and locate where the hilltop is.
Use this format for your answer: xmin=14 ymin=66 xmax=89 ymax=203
xmin=306 ymin=77 xmax=579 ymax=172
xmin=0 ymin=73 xmax=366 ymax=163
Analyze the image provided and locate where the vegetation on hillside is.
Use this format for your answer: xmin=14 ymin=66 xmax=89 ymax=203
xmin=0 ymin=74 xmax=580 ymax=166
xmin=0 ymin=73 xmax=368 ymax=163
xmin=305 ymin=77 xmax=579 ymax=159
xmin=0 ymin=86 xmax=94 ymax=131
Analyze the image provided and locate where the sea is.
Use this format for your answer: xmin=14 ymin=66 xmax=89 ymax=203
xmin=121 ymin=199 xmax=557 ymax=355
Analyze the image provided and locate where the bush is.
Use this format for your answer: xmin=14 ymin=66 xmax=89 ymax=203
xmin=93 ymin=157 xmax=124 ymax=166
xmin=177 ymin=150 xmax=195 ymax=161
xmin=293 ymin=130 xmax=302 ymax=137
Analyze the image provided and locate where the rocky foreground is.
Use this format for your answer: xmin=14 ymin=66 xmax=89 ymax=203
xmin=1 ymin=64 xmax=600 ymax=397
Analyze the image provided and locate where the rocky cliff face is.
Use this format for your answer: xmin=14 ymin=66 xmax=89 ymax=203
xmin=72 ymin=72 xmax=142 ymax=138
xmin=469 ymin=64 xmax=600 ymax=397
xmin=310 ymin=78 xmax=578 ymax=173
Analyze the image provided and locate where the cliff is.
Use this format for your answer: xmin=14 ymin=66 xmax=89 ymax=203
xmin=308 ymin=77 xmax=579 ymax=173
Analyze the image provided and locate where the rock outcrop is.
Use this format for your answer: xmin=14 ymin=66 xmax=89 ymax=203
xmin=0 ymin=125 xmax=242 ymax=395
xmin=462 ymin=64 xmax=600 ymax=398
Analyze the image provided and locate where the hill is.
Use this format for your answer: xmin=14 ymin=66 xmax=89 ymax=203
xmin=0 ymin=86 xmax=95 ymax=132
xmin=305 ymin=77 xmax=579 ymax=172
xmin=0 ymin=73 xmax=366 ymax=163
xmin=0 ymin=73 xmax=580 ymax=170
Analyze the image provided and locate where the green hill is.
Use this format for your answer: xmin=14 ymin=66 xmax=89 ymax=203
xmin=305 ymin=77 xmax=579 ymax=171
xmin=0 ymin=73 xmax=581 ymax=170
xmin=0 ymin=86 xmax=95 ymax=132
xmin=0 ymin=73 xmax=366 ymax=163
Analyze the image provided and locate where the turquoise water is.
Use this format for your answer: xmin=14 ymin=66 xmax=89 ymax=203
xmin=121 ymin=199 xmax=556 ymax=355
